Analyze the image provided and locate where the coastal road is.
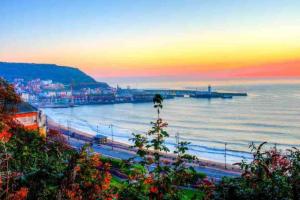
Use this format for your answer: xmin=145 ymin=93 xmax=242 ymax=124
xmin=67 ymin=137 xmax=240 ymax=181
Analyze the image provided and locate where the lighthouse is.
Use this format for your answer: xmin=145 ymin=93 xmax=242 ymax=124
xmin=208 ymin=85 xmax=212 ymax=94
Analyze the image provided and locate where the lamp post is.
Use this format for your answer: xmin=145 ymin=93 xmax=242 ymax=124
xmin=58 ymin=120 xmax=61 ymax=134
xmin=175 ymin=132 xmax=180 ymax=156
xmin=109 ymin=124 xmax=114 ymax=150
xmin=67 ymin=120 xmax=71 ymax=141
xmin=224 ymin=142 xmax=227 ymax=170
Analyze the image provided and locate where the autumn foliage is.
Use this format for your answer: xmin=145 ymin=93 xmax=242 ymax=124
xmin=0 ymin=78 xmax=20 ymax=132
xmin=0 ymin=78 xmax=114 ymax=200
xmin=59 ymin=145 xmax=116 ymax=200
xmin=118 ymin=94 xmax=204 ymax=200
xmin=1 ymin=77 xmax=299 ymax=200
xmin=213 ymin=143 xmax=300 ymax=200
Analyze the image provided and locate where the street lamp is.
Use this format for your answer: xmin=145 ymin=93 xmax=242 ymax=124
xmin=175 ymin=132 xmax=180 ymax=156
xmin=67 ymin=120 xmax=71 ymax=141
xmin=109 ymin=124 xmax=114 ymax=150
xmin=224 ymin=142 xmax=227 ymax=170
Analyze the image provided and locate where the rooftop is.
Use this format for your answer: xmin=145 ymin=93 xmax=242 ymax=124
xmin=16 ymin=102 xmax=38 ymax=113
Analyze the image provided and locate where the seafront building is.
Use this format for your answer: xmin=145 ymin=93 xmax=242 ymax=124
xmin=12 ymin=78 xmax=247 ymax=108
xmin=14 ymin=102 xmax=47 ymax=137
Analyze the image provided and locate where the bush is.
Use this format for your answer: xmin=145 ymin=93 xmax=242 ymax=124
xmin=213 ymin=143 xmax=300 ymax=200
xmin=0 ymin=78 xmax=116 ymax=200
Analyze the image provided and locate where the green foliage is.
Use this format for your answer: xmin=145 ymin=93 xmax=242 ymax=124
xmin=4 ymin=127 xmax=74 ymax=199
xmin=101 ymin=157 xmax=124 ymax=169
xmin=110 ymin=176 xmax=123 ymax=189
xmin=180 ymin=188 xmax=204 ymax=200
xmin=120 ymin=94 xmax=204 ymax=200
xmin=0 ymin=127 xmax=116 ymax=200
xmin=0 ymin=78 xmax=21 ymax=132
xmin=7 ymin=76 xmax=300 ymax=200
xmin=58 ymin=144 xmax=115 ymax=200
xmin=213 ymin=143 xmax=300 ymax=200
xmin=0 ymin=78 xmax=116 ymax=199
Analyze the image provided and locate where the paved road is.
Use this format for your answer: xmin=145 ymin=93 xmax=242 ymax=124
xmin=67 ymin=137 xmax=240 ymax=181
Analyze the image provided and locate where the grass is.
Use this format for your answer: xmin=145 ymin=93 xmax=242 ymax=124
xmin=180 ymin=188 xmax=204 ymax=200
xmin=110 ymin=175 xmax=204 ymax=199
xmin=110 ymin=176 xmax=124 ymax=188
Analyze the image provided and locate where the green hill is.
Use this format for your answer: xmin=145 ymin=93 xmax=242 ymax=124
xmin=0 ymin=62 xmax=109 ymax=88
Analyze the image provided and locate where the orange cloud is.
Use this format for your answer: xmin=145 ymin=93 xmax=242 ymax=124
xmin=89 ymin=60 xmax=300 ymax=79
xmin=221 ymin=60 xmax=300 ymax=79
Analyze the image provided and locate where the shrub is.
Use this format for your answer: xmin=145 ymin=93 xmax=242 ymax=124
xmin=118 ymin=94 xmax=204 ymax=200
xmin=213 ymin=143 xmax=300 ymax=200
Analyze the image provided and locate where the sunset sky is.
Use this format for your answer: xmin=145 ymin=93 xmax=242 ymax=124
xmin=1 ymin=0 xmax=300 ymax=81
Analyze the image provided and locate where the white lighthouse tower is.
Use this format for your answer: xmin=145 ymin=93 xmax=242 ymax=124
xmin=208 ymin=85 xmax=212 ymax=94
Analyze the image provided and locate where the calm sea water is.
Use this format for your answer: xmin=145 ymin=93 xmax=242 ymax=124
xmin=42 ymin=82 xmax=300 ymax=164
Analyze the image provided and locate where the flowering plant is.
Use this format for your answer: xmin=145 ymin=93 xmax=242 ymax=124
xmin=214 ymin=142 xmax=300 ymax=200
xmin=119 ymin=94 xmax=203 ymax=200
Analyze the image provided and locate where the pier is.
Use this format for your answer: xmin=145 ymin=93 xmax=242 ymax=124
xmin=144 ymin=86 xmax=247 ymax=99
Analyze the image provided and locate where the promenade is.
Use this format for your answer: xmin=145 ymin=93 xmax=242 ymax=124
xmin=47 ymin=119 xmax=241 ymax=180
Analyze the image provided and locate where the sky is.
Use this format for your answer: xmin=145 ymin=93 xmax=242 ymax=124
xmin=1 ymin=0 xmax=300 ymax=82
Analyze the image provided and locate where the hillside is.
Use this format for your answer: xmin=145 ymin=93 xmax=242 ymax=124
xmin=0 ymin=62 xmax=109 ymax=88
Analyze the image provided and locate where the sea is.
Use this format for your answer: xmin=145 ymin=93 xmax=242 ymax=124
xmin=42 ymin=80 xmax=300 ymax=164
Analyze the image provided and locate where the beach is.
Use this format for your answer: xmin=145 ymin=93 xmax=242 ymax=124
xmin=42 ymin=83 xmax=300 ymax=165
xmin=47 ymin=119 xmax=241 ymax=180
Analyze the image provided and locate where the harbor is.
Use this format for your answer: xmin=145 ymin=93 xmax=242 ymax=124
xmin=41 ymin=83 xmax=300 ymax=165
xmin=36 ymin=85 xmax=247 ymax=108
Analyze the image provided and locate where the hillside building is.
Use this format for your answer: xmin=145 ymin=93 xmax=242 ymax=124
xmin=14 ymin=102 xmax=47 ymax=137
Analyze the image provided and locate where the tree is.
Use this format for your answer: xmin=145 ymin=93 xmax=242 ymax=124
xmin=58 ymin=144 xmax=116 ymax=200
xmin=0 ymin=78 xmax=20 ymax=140
xmin=119 ymin=94 xmax=202 ymax=200
xmin=0 ymin=78 xmax=116 ymax=200
xmin=0 ymin=78 xmax=27 ymax=200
